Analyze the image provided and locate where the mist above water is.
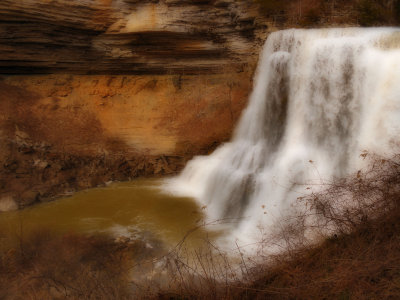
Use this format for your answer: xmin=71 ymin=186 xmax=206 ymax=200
xmin=165 ymin=28 xmax=400 ymax=245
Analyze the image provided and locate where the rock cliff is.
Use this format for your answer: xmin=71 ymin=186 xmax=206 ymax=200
xmin=0 ymin=72 xmax=252 ymax=208
xmin=2 ymin=0 xmax=396 ymax=209
xmin=0 ymin=0 xmax=271 ymax=208
xmin=0 ymin=0 xmax=268 ymax=74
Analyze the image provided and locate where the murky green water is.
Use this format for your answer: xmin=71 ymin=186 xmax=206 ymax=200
xmin=0 ymin=179 xmax=219 ymax=248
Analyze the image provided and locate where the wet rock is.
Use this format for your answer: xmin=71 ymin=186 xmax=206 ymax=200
xmin=33 ymin=159 xmax=49 ymax=170
xmin=3 ymin=159 xmax=18 ymax=172
xmin=115 ymin=236 xmax=130 ymax=244
xmin=20 ymin=190 xmax=40 ymax=207
xmin=0 ymin=195 xmax=18 ymax=212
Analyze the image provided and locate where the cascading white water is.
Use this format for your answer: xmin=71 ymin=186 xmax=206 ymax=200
xmin=165 ymin=28 xmax=400 ymax=245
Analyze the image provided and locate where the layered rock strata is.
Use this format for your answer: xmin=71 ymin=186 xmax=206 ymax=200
xmin=0 ymin=0 xmax=269 ymax=208
xmin=0 ymin=72 xmax=251 ymax=208
xmin=0 ymin=0 xmax=268 ymax=74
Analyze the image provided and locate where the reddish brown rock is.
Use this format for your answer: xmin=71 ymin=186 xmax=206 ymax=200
xmin=0 ymin=72 xmax=252 ymax=207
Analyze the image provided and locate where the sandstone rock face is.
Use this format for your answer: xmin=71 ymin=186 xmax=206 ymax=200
xmin=0 ymin=72 xmax=252 ymax=207
xmin=0 ymin=0 xmax=269 ymax=207
xmin=0 ymin=0 xmax=268 ymax=74
xmin=2 ymin=73 xmax=251 ymax=155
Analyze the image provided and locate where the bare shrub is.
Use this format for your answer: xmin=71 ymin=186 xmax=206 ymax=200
xmin=1 ymin=153 xmax=400 ymax=299
xmin=236 ymin=153 xmax=400 ymax=299
xmin=304 ymin=153 xmax=400 ymax=235
xmin=0 ymin=231 xmax=137 ymax=299
xmin=153 ymin=153 xmax=400 ymax=299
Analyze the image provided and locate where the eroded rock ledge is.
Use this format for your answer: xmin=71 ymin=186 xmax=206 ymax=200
xmin=0 ymin=0 xmax=268 ymax=75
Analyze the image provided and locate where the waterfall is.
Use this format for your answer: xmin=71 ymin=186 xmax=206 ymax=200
xmin=164 ymin=28 xmax=400 ymax=244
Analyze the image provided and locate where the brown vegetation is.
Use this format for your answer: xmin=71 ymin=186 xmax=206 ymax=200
xmin=153 ymin=153 xmax=400 ymax=299
xmin=1 ymin=154 xmax=400 ymax=299
xmin=242 ymin=153 xmax=400 ymax=299
xmin=0 ymin=232 xmax=137 ymax=299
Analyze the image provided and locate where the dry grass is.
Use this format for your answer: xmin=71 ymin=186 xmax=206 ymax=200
xmin=240 ymin=153 xmax=400 ymax=299
xmin=153 ymin=153 xmax=400 ymax=299
xmin=0 ymin=231 xmax=142 ymax=299
xmin=1 ymin=154 xmax=400 ymax=299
